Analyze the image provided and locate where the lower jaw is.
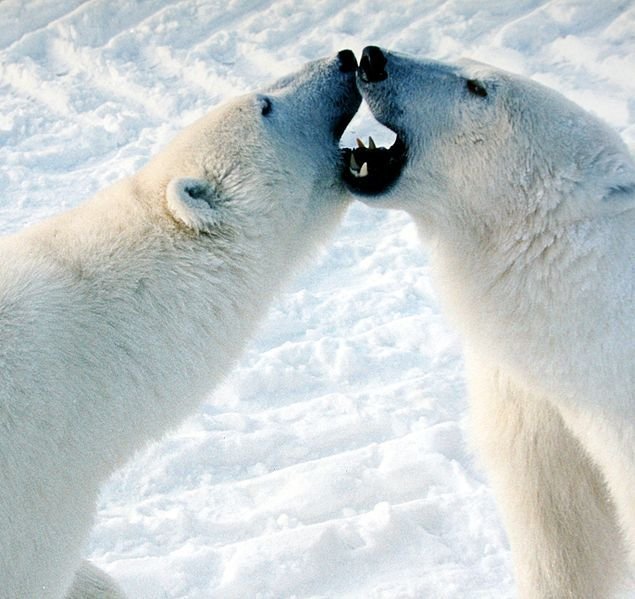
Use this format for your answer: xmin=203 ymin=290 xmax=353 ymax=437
xmin=341 ymin=159 xmax=405 ymax=197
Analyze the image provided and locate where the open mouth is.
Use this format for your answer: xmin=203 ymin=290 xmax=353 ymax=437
xmin=341 ymin=132 xmax=407 ymax=195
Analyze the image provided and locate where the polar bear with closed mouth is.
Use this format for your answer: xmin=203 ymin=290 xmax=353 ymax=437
xmin=345 ymin=47 xmax=635 ymax=598
xmin=0 ymin=51 xmax=360 ymax=598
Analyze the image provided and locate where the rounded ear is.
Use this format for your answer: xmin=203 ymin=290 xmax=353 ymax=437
xmin=603 ymin=182 xmax=635 ymax=203
xmin=166 ymin=177 xmax=223 ymax=233
xmin=600 ymin=162 xmax=635 ymax=207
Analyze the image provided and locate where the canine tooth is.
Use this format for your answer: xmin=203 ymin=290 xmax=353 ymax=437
xmin=359 ymin=162 xmax=369 ymax=177
xmin=349 ymin=153 xmax=360 ymax=170
xmin=368 ymin=136 xmax=376 ymax=150
xmin=356 ymin=138 xmax=366 ymax=149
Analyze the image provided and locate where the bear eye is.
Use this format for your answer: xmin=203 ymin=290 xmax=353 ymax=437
xmin=466 ymin=79 xmax=487 ymax=98
xmin=260 ymin=97 xmax=273 ymax=116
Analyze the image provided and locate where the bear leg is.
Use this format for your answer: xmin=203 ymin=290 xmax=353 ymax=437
xmin=469 ymin=362 xmax=625 ymax=599
xmin=558 ymin=407 xmax=635 ymax=572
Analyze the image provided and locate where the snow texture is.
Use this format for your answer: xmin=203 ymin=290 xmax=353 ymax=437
xmin=0 ymin=1 xmax=633 ymax=597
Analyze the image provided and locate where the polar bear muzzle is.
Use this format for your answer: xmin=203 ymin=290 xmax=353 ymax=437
xmin=342 ymin=46 xmax=408 ymax=196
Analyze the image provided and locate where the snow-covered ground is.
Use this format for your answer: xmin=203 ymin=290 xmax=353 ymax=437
xmin=1 ymin=1 xmax=634 ymax=597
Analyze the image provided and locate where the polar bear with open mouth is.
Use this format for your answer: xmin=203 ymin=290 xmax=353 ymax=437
xmin=0 ymin=51 xmax=360 ymax=598
xmin=345 ymin=46 xmax=635 ymax=598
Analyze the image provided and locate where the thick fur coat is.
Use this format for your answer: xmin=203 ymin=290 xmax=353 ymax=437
xmin=0 ymin=54 xmax=360 ymax=598
xmin=353 ymin=48 xmax=635 ymax=598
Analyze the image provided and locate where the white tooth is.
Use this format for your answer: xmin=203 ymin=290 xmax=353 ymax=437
xmin=356 ymin=137 xmax=366 ymax=149
xmin=349 ymin=167 xmax=359 ymax=177
xmin=350 ymin=153 xmax=360 ymax=170
xmin=359 ymin=162 xmax=369 ymax=178
xmin=368 ymin=136 xmax=376 ymax=150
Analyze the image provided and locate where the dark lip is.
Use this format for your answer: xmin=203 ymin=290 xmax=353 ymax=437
xmin=341 ymin=132 xmax=407 ymax=196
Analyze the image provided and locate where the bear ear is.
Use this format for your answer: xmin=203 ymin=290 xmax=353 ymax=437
xmin=166 ymin=177 xmax=224 ymax=233
xmin=603 ymin=181 xmax=635 ymax=202
xmin=602 ymin=180 xmax=635 ymax=203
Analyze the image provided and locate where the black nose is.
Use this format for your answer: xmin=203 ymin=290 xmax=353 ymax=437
xmin=359 ymin=46 xmax=387 ymax=83
xmin=337 ymin=49 xmax=358 ymax=73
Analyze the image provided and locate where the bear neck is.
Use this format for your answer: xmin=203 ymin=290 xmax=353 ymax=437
xmin=8 ymin=179 xmax=301 ymax=480
xmin=412 ymin=201 xmax=632 ymax=406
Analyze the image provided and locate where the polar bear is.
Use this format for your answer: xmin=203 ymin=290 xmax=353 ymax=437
xmin=344 ymin=47 xmax=635 ymax=598
xmin=0 ymin=50 xmax=360 ymax=598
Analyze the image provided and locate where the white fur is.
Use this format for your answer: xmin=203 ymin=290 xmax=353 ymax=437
xmin=0 ymin=55 xmax=359 ymax=597
xmin=356 ymin=50 xmax=635 ymax=598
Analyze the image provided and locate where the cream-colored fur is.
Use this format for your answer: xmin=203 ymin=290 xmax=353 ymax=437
xmin=0 ymin=54 xmax=359 ymax=598
xmin=354 ymin=49 xmax=635 ymax=597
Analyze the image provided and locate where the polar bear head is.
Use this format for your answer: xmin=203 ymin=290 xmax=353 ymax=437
xmin=138 ymin=51 xmax=360 ymax=268
xmin=343 ymin=47 xmax=635 ymax=239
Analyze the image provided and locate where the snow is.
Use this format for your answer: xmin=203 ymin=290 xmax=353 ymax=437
xmin=1 ymin=1 xmax=633 ymax=597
